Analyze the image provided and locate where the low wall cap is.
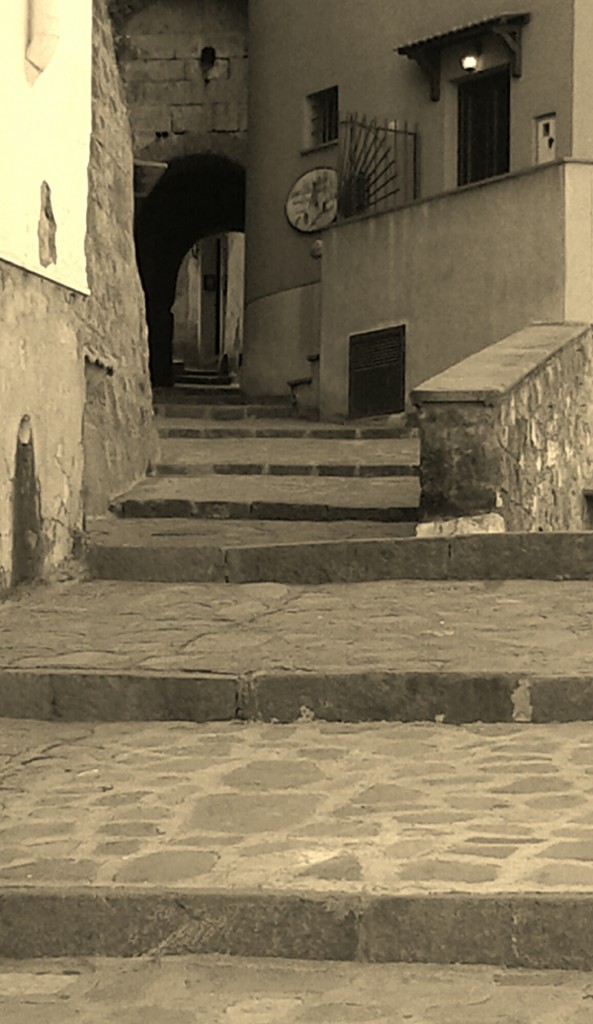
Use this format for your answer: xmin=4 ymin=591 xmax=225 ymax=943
xmin=411 ymin=323 xmax=590 ymax=404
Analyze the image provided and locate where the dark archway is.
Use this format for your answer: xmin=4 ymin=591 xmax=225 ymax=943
xmin=135 ymin=153 xmax=245 ymax=386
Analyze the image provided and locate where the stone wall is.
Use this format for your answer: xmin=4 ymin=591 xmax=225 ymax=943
xmin=110 ymin=0 xmax=248 ymax=159
xmin=412 ymin=324 xmax=593 ymax=532
xmin=0 ymin=0 xmax=157 ymax=592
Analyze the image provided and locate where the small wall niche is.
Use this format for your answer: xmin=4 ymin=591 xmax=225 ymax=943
xmin=12 ymin=416 xmax=44 ymax=586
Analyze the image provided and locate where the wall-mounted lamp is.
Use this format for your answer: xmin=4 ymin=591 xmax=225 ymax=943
xmin=460 ymin=44 xmax=482 ymax=73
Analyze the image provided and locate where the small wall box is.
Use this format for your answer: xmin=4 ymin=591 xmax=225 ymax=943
xmin=536 ymin=114 xmax=556 ymax=164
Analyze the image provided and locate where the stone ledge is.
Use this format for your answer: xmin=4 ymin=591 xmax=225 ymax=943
xmin=411 ymin=323 xmax=591 ymax=404
xmin=3 ymin=667 xmax=593 ymax=724
xmin=2 ymin=888 xmax=593 ymax=968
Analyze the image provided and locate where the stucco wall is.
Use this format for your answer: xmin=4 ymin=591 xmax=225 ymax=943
xmin=320 ymin=162 xmax=566 ymax=419
xmin=245 ymin=0 xmax=575 ymax=397
xmin=111 ymin=0 xmax=247 ymax=161
xmin=412 ymin=323 xmax=593 ymax=532
xmin=0 ymin=0 xmax=156 ymax=592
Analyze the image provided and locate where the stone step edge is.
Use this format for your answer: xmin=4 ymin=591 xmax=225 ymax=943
xmin=88 ymin=531 xmax=593 ymax=584
xmin=154 ymin=463 xmax=419 ymax=478
xmin=157 ymin=424 xmax=417 ymax=439
xmin=2 ymin=887 xmax=593 ymax=969
xmin=154 ymin=405 xmax=294 ymax=420
xmin=109 ymin=500 xmax=419 ymax=523
xmin=0 ymin=668 xmax=588 ymax=724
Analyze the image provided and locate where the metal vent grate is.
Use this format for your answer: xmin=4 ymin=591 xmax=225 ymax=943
xmin=349 ymin=325 xmax=405 ymax=418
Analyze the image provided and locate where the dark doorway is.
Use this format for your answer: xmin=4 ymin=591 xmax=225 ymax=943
xmin=458 ymin=68 xmax=510 ymax=187
xmin=135 ymin=154 xmax=245 ymax=386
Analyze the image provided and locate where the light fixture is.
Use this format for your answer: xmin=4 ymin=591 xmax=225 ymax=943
xmin=460 ymin=53 xmax=479 ymax=72
xmin=460 ymin=44 xmax=481 ymax=73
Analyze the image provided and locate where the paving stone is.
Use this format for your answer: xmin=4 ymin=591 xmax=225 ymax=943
xmin=3 ymin=956 xmax=592 ymax=1024
xmin=113 ymin=850 xmax=218 ymax=883
xmin=187 ymin=793 xmax=316 ymax=833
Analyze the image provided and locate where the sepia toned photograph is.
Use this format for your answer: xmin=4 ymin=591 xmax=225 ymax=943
xmin=1 ymin=1 xmax=593 ymax=1020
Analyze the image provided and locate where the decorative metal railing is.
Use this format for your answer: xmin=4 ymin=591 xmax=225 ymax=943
xmin=337 ymin=114 xmax=419 ymax=220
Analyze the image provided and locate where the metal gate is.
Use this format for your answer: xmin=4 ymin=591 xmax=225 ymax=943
xmin=348 ymin=325 xmax=405 ymax=418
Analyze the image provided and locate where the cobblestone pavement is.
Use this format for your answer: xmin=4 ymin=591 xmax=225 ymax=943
xmin=3 ymin=719 xmax=593 ymax=893
xmin=1 ymin=578 xmax=593 ymax=676
xmin=1 ymin=956 xmax=593 ymax=1023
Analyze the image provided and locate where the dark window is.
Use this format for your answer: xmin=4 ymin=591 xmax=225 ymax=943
xmin=307 ymin=86 xmax=339 ymax=147
xmin=458 ymin=68 xmax=510 ymax=186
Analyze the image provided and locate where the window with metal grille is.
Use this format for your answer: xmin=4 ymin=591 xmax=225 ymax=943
xmin=307 ymin=86 xmax=339 ymax=148
xmin=458 ymin=68 xmax=510 ymax=186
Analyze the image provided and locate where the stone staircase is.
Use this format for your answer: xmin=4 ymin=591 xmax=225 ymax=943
xmin=2 ymin=389 xmax=593 ymax=1016
xmin=86 ymin=391 xmax=422 ymax=582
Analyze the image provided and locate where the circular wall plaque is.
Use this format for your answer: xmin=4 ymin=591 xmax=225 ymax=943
xmin=285 ymin=168 xmax=338 ymax=233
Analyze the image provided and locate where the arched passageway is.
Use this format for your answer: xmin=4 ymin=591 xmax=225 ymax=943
xmin=135 ymin=153 xmax=245 ymax=386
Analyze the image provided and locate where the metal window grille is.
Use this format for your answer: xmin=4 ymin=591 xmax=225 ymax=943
xmin=308 ymin=86 xmax=339 ymax=147
xmin=338 ymin=114 xmax=419 ymax=220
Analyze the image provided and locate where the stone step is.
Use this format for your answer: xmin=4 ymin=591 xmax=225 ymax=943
xmin=109 ymin=475 xmax=421 ymax=522
xmin=154 ymin=435 xmax=420 ymax=477
xmin=1 ymin=717 xmax=593 ymax=968
xmin=155 ymin=403 xmax=297 ymax=420
xmin=3 ymin=957 xmax=591 ymax=1022
xmin=157 ymin=417 xmax=417 ymax=439
xmin=87 ymin=521 xmax=593 ymax=585
xmin=86 ymin=517 xmax=418 ymax=583
xmin=159 ymin=383 xmax=244 ymax=402
xmin=3 ymin=577 xmax=593 ymax=723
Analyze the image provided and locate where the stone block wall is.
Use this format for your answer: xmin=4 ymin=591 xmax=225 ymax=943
xmin=413 ymin=324 xmax=593 ymax=532
xmin=0 ymin=0 xmax=157 ymax=592
xmin=109 ymin=0 xmax=248 ymax=157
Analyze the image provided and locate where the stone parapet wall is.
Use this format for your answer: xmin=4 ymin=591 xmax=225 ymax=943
xmin=412 ymin=323 xmax=593 ymax=532
xmin=110 ymin=0 xmax=247 ymax=156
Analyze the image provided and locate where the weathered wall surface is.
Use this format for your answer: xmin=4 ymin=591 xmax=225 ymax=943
xmin=413 ymin=324 xmax=593 ymax=532
xmin=0 ymin=0 xmax=157 ymax=592
xmin=81 ymin=0 xmax=158 ymax=515
xmin=110 ymin=0 xmax=248 ymax=160
xmin=0 ymin=1 xmax=92 ymax=292
xmin=320 ymin=162 xmax=565 ymax=419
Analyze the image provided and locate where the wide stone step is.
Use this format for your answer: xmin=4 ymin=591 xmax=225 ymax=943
xmin=158 ymin=417 xmax=416 ymax=439
xmin=87 ymin=517 xmax=418 ymax=583
xmin=1 ymin=717 xmax=593 ymax=968
xmin=155 ymin=435 xmax=420 ymax=477
xmin=159 ymin=383 xmax=244 ymax=402
xmin=3 ymin=577 xmax=593 ymax=722
xmin=110 ymin=475 xmax=421 ymax=522
xmin=87 ymin=523 xmax=593 ymax=585
xmin=154 ymin=402 xmax=295 ymax=420
xmin=3 ymin=957 xmax=590 ymax=1022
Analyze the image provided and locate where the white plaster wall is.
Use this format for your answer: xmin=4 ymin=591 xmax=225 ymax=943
xmin=564 ymin=162 xmax=593 ymax=323
xmin=0 ymin=0 xmax=92 ymax=293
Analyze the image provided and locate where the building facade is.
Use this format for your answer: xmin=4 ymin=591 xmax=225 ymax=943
xmin=111 ymin=0 xmax=248 ymax=384
xmin=0 ymin=0 xmax=156 ymax=591
xmin=243 ymin=0 xmax=593 ymax=418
